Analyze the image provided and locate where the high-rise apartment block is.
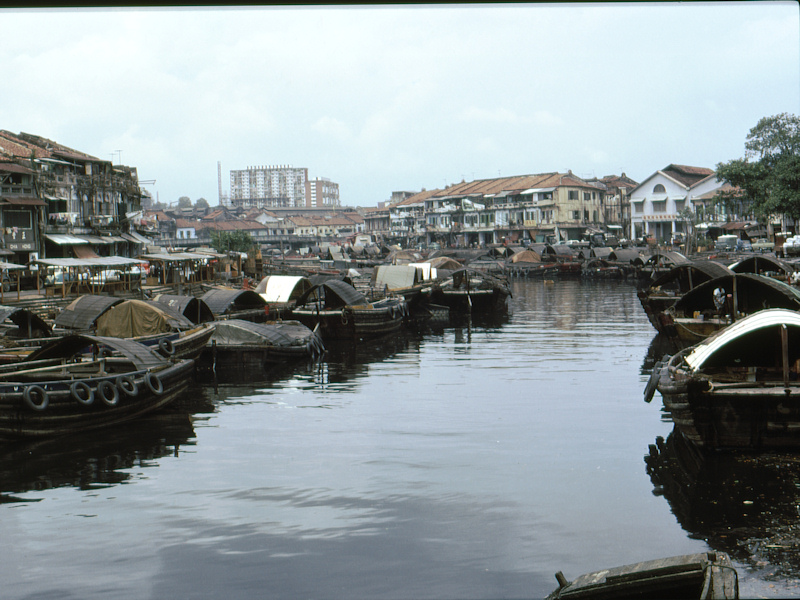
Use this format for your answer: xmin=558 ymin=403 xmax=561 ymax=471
xmin=228 ymin=165 xmax=340 ymax=209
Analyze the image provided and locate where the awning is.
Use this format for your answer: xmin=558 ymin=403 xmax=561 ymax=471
xmin=73 ymin=245 xmax=100 ymax=259
xmin=122 ymin=231 xmax=154 ymax=245
xmin=79 ymin=234 xmax=114 ymax=245
xmin=33 ymin=256 xmax=148 ymax=268
xmin=521 ymin=187 xmax=556 ymax=194
xmin=1 ymin=196 xmax=46 ymax=206
xmin=45 ymin=234 xmax=89 ymax=245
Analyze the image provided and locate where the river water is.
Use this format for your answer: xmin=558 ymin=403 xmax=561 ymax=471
xmin=1 ymin=278 xmax=799 ymax=598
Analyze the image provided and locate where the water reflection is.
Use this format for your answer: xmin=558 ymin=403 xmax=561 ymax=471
xmin=0 ymin=411 xmax=195 ymax=502
xmin=645 ymin=427 xmax=800 ymax=579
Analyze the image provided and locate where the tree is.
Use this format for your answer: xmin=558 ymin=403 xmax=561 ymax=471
xmin=210 ymin=230 xmax=253 ymax=253
xmin=195 ymin=197 xmax=209 ymax=210
xmin=177 ymin=196 xmax=192 ymax=209
xmin=716 ymin=113 xmax=800 ymax=220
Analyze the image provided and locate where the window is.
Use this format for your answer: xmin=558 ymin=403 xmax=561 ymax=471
xmin=5 ymin=210 xmax=31 ymax=229
xmin=583 ymin=192 xmax=591 ymax=202
xmin=653 ymin=200 xmax=667 ymax=213
xmin=653 ymin=184 xmax=666 ymax=193
xmin=572 ymin=210 xmax=580 ymax=220
xmin=634 ymin=202 xmax=643 ymax=214
xmin=568 ymin=191 xmax=578 ymax=200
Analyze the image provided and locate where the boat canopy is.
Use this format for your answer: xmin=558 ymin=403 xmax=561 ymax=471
xmin=26 ymin=334 xmax=167 ymax=368
xmin=685 ymin=308 xmax=800 ymax=370
xmin=729 ymin=255 xmax=795 ymax=276
xmin=152 ymin=294 xmax=215 ymax=324
xmin=608 ymin=249 xmax=644 ymax=264
xmin=254 ymin=275 xmax=312 ymax=303
xmin=296 ymin=279 xmax=368 ymax=308
xmin=0 ymin=305 xmax=52 ymax=338
xmin=647 ymin=260 xmax=733 ymax=290
xmin=54 ymin=295 xmax=124 ymax=330
xmin=201 ymin=288 xmax=267 ymax=315
xmin=210 ymin=319 xmax=312 ymax=348
xmin=508 ymin=249 xmax=542 ymax=264
xmin=95 ymin=299 xmax=195 ymax=338
xmin=671 ymin=273 xmax=800 ymax=316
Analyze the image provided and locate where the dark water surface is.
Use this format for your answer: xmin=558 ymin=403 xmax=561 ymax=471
xmin=2 ymin=279 xmax=799 ymax=598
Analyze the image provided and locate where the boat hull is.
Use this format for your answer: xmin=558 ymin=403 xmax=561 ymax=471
xmin=0 ymin=359 xmax=194 ymax=441
xmin=659 ymin=365 xmax=800 ymax=449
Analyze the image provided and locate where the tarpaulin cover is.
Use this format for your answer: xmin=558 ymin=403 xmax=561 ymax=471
xmin=26 ymin=333 xmax=166 ymax=368
xmin=95 ymin=299 xmax=194 ymax=338
xmin=425 ymin=256 xmax=463 ymax=270
xmin=210 ymin=319 xmax=313 ymax=348
xmin=372 ymin=265 xmax=421 ymax=290
xmin=509 ymin=249 xmax=542 ymax=264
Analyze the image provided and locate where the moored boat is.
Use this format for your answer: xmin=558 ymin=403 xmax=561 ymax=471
xmin=197 ymin=318 xmax=324 ymax=378
xmin=0 ymin=334 xmax=194 ymax=441
xmin=291 ymin=279 xmax=407 ymax=341
xmin=654 ymin=308 xmax=800 ymax=450
xmin=546 ymin=552 xmax=738 ymax=599
xmin=429 ymin=267 xmax=510 ymax=314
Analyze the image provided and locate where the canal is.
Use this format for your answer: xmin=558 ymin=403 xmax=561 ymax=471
xmin=1 ymin=278 xmax=798 ymax=598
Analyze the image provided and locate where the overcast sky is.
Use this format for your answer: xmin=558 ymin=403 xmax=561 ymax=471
xmin=1 ymin=3 xmax=798 ymax=207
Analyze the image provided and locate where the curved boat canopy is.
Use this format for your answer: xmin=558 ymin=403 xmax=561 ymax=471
xmin=54 ymin=295 xmax=124 ymax=330
xmin=254 ymin=275 xmax=312 ymax=302
xmin=26 ymin=334 xmax=167 ymax=368
xmin=685 ymin=308 xmax=800 ymax=370
xmin=201 ymin=288 xmax=267 ymax=315
xmin=647 ymin=260 xmax=733 ymax=291
xmin=729 ymin=255 xmax=795 ymax=276
xmin=671 ymin=273 xmax=800 ymax=315
xmin=153 ymin=294 xmax=215 ymax=324
xmin=0 ymin=305 xmax=52 ymax=338
xmin=296 ymin=279 xmax=368 ymax=308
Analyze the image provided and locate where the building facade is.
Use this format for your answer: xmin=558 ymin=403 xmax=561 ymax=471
xmin=305 ymin=177 xmax=340 ymax=208
xmin=229 ymin=165 xmax=309 ymax=209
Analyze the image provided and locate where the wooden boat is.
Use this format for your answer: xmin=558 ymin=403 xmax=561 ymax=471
xmin=546 ymin=552 xmax=738 ymax=599
xmin=0 ymin=334 xmax=194 ymax=441
xmin=196 ymin=318 xmax=323 ymax=379
xmin=152 ymin=293 xmax=215 ymax=324
xmin=291 ymin=279 xmax=407 ymax=341
xmin=661 ymin=273 xmax=800 ymax=342
xmin=638 ymin=261 xmax=733 ymax=333
xmin=429 ymin=268 xmax=510 ymax=314
xmin=653 ymin=308 xmax=800 ymax=450
xmin=95 ymin=299 xmax=216 ymax=361
xmin=728 ymin=254 xmax=795 ymax=279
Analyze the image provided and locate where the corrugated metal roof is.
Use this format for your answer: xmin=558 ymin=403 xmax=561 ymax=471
xmin=33 ymin=256 xmax=147 ymax=268
xmin=45 ymin=234 xmax=89 ymax=245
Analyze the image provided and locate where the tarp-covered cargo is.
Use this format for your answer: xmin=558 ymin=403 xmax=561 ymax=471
xmin=95 ymin=299 xmax=195 ymax=338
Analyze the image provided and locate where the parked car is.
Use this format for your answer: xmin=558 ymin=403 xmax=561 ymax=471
xmin=714 ymin=234 xmax=738 ymax=251
xmin=89 ymin=269 xmax=121 ymax=285
xmin=44 ymin=268 xmax=88 ymax=287
xmin=736 ymin=238 xmax=752 ymax=252
xmin=751 ymin=238 xmax=774 ymax=252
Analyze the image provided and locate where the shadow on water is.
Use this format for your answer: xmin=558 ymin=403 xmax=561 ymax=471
xmin=645 ymin=427 xmax=800 ymax=581
xmin=0 ymin=410 xmax=196 ymax=502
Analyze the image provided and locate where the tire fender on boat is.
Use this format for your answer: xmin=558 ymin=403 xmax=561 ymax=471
xmin=644 ymin=354 xmax=670 ymax=403
xmin=116 ymin=375 xmax=139 ymax=398
xmin=23 ymin=385 xmax=49 ymax=411
xmin=70 ymin=381 xmax=94 ymax=406
xmin=97 ymin=380 xmax=120 ymax=407
xmin=158 ymin=337 xmax=176 ymax=357
xmin=145 ymin=372 xmax=164 ymax=395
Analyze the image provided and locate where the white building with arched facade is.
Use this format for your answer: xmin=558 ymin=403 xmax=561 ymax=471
xmin=629 ymin=164 xmax=723 ymax=243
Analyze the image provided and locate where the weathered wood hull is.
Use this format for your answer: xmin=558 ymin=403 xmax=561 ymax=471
xmin=430 ymin=287 xmax=509 ymax=314
xmin=0 ymin=359 xmax=194 ymax=441
xmin=658 ymin=365 xmax=800 ymax=449
xmin=547 ymin=552 xmax=738 ymax=599
xmin=291 ymin=303 xmax=405 ymax=341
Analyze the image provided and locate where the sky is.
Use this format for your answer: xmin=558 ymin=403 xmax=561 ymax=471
xmin=1 ymin=2 xmax=798 ymax=208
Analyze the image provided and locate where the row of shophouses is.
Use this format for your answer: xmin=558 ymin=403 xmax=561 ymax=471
xmin=360 ymin=164 xmax=751 ymax=248
xmin=0 ymin=130 xmax=152 ymax=270
xmin=0 ymin=124 xmax=757 ymax=266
